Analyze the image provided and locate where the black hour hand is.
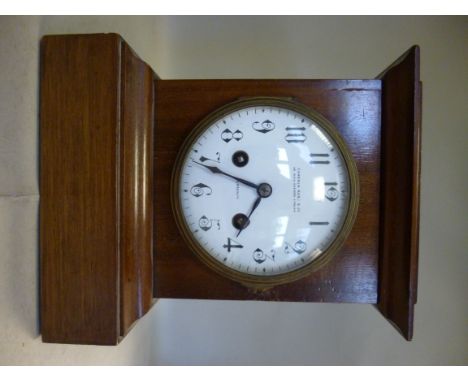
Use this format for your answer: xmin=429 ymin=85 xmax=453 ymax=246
xmin=236 ymin=195 xmax=262 ymax=237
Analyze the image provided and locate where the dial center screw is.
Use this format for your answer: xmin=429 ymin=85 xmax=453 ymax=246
xmin=257 ymin=183 xmax=272 ymax=198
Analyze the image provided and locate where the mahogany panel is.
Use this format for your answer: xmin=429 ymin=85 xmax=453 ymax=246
xmin=119 ymin=41 xmax=155 ymax=337
xmin=377 ymin=46 xmax=421 ymax=340
xmin=40 ymin=34 xmax=121 ymax=345
xmin=40 ymin=34 xmax=155 ymax=345
xmin=154 ymin=79 xmax=382 ymax=303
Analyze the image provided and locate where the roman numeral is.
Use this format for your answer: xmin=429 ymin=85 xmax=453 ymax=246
xmin=285 ymin=127 xmax=306 ymax=143
xmin=310 ymin=153 xmax=330 ymax=164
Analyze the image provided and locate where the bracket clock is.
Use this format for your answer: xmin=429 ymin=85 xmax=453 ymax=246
xmin=40 ymin=34 xmax=421 ymax=345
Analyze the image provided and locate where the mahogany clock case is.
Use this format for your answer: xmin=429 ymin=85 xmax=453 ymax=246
xmin=40 ymin=34 xmax=421 ymax=345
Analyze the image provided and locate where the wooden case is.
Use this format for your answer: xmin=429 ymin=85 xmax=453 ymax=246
xmin=40 ymin=34 xmax=421 ymax=344
xmin=377 ymin=46 xmax=421 ymax=340
xmin=40 ymin=34 xmax=155 ymax=345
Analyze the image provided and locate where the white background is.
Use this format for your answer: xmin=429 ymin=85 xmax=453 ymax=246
xmin=0 ymin=15 xmax=466 ymax=365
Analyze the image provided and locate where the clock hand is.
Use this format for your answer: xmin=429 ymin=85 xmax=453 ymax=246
xmin=192 ymin=161 xmax=259 ymax=189
xmin=235 ymin=183 xmax=272 ymax=237
xmin=236 ymin=195 xmax=262 ymax=237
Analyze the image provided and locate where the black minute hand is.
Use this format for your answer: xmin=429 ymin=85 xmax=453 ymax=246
xmin=193 ymin=161 xmax=259 ymax=189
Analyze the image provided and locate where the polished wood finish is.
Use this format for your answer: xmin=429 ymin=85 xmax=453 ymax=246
xmin=376 ymin=46 xmax=421 ymax=340
xmin=154 ymin=80 xmax=382 ymax=303
xmin=40 ymin=34 xmax=421 ymax=344
xmin=119 ymin=41 xmax=155 ymax=337
xmin=40 ymin=34 xmax=155 ymax=345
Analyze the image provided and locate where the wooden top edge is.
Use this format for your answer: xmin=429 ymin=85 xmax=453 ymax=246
xmin=41 ymin=32 xmax=123 ymax=42
xmin=376 ymin=45 xmax=420 ymax=80
xmin=155 ymin=79 xmax=382 ymax=90
xmin=40 ymin=33 xmax=159 ymax=78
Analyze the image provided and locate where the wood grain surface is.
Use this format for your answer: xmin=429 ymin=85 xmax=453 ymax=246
xmin=119 ymin=40 xmax=155 ymax=338
xmin=40 ymin=33 xmax=420 ymax=343
xmin=377 ymin=46 xmax=421 ymax=340
xmin=154 ymin=79 xmax=382 ymax=303
xmin=40 ymin=34 xmax=155 ymax=345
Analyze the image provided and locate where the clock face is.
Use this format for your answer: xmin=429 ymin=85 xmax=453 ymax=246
xmin=172 ymin=98 xmax=359 ymax=287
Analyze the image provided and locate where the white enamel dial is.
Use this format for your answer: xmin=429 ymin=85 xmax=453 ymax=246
xmin=173 ymin=99 xmax=358 ymax=284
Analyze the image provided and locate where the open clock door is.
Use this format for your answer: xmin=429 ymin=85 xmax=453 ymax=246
xmin=376 ymin=46 xmax=422 ymax=340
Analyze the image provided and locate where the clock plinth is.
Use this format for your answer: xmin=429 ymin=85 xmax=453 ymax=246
xmin=40 ymin=34 xmax=421 ymax=345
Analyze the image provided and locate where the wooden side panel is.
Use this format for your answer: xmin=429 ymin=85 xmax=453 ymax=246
xmin=377 ymin=46 xmax=421 ymax=340
xmin=40 ymin=34 xmax=121 ymax=345
xmin=154 ymin=79 xmax=381 ymax=304
xmin=40 ymin=33 xmax=156 ymax=345
xmin=119 ymin=42 xmax=155 ymax=337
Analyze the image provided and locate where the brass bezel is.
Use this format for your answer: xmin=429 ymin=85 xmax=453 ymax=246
xmin=171 ymin=97 xmax=360 ymax=289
